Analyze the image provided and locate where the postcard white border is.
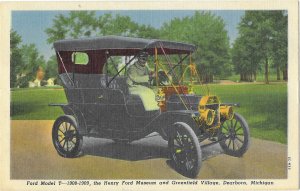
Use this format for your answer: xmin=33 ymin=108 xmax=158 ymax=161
xmin=0 ymin=1 xmax=298 ymax=190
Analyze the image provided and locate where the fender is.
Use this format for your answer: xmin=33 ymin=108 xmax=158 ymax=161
xmin=147 ymin=110 xmax=199 ymax=140
xmin=61 ymin=104 xmax=88 ymax=135
xmin=49 ymin=103 xmax=88 ymax=135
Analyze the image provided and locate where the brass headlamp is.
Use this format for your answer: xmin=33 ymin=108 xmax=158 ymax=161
xmin=198 ymin=96 xmax=219 ymax=126
xmin=220 ymin=105 xmax=234 ymax=120
xmin=200 ymin=108 xmax=215 ymax=126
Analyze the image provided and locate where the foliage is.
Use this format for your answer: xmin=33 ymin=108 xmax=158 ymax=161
xmin=10 ymin=30 xmax=23 ymax=88
xmin=98 ymin=14 xmax=139 ymax=36
xmin=227 ymin=72 xmax=284 ymax=83
xmin=73 ymin=52 xmax=89 ymax=65
xmin=232 ymin=35 xmax=261 ymax=82
xmin=17 ymin=44 xmax=46 ymax=86
xmin=10 ymin=30 xmax=47 ymax=88
xmin=45 ymin=12 xmax=159 ymax=44
xmin=271 ymin=11 xmax=288 ymax=80
xmin=232 ymin=11 xmax=287 ymax=82
xmin=44 ymin=11 xmax=161 ymax=79
xmin=136 ymin=24 xmax=161 ymax=38
xmin=160 ymin=11 xmax=231 ymax=82
xmin=45 ymin=11 xmax=99 ymax=43
xmin=45 ymin=55 xmax=58 ymax=79
xmin=40 ymin=80 xmax=48 ymax=86
xmin=16 ymin=75 xmax=32 ymax=88
xmin=14 ymin=10 xmax=287 ymax=87
xmin=104 ymin=56 xmax=123 ymax=76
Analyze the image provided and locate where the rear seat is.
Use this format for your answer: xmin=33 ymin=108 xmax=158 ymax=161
xmin=59 ymin=73 xmax=129 ymax=94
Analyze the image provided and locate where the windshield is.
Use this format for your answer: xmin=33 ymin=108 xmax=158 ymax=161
xmin=151 ymin=54 xmax=191 ymax=87
xmin=105 ymin=51 xmax=194 ymax=89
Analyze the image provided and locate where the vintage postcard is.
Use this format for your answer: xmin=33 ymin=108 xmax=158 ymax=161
xmin=0 ymin=0 xmax=299 ymax=190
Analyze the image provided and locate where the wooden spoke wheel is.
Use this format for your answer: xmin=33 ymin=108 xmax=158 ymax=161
xmin=168 ymin=122 xmax=202 ymax=178
xmin=52 ymin=116 xmax=83 ymax=158
xmin=218 ymin=113 xmax=250 ymax=157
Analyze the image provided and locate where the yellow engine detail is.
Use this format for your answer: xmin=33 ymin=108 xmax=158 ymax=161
xmin=198 ymin=95 xmax=220 ymax=126
xmin=156 ymin=88 xmax=166 ymax=107
xmin=200 ymin=109 xmax=215 ymax=126
xmin=220 ymin=105 xmax=234 ymax=120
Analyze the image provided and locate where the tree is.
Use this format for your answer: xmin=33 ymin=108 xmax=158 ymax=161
xmin=232 ymin=29 xmax=262 ymax=82
xmin=44 ymin=55 xmax=58 ymax=79
xmin=160 ymin=11 xmax=231 ymax=83
xmin=17 ymin=44 xmax=46 ymax=87
xmin=99 ymin=14 xmax=140 ymax=36
xmin=136 ymin=24 xmax=161 ymax=38
xmin=232 ymin=11 xmax=288 ymax=83
xmin=45 ymin=11 xmax=99 ymax=43
xmin=271 ymin=11 xmax=287 ymax=80
xmin=46 ymin=11 xmax=159 ymax=44
xmin=10 ymin=30 xmax=23 ymax=88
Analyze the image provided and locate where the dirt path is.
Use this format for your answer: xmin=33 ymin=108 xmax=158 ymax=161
xmin=11 ymin=120 xmax=287 ymax=179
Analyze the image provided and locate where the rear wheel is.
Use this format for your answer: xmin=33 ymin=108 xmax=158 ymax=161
xmin=168 ymin=122 xmax=202 ymax=178
xmin=218 ymin=113 xmax=250 ymax=157
xmin=52 ymin=115 xmax=83 ymax=158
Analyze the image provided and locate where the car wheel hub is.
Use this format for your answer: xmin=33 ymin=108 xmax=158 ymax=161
xmin=228 ymin=128 xmax=236 ymax=139
xmin=64 ymin=130 xmax=75 ymax=141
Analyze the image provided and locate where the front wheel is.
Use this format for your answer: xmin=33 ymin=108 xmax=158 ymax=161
xmin=52 ymin=115 xmax=83 ymax=158
xmin=168 ymin=122 xmax=202 ymax=178
xmin=218 ymin=113 xmax=250 ymax=157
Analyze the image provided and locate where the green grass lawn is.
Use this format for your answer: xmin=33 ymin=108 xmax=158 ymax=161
xmin=11 ymin=88 xmax=66 ymax=120
xmin=11 ymin=83 xmax=287 ymax=143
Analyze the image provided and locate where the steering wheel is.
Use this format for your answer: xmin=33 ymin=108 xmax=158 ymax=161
xmin=158 ymin=71 xmax=170 ymax=86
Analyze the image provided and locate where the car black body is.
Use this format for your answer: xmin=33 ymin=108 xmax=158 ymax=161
xmin=50 ymin=36 xmax=250 ymax=178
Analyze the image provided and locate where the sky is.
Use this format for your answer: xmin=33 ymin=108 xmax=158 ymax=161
xmin=12 ymin=10 xmax=244 ymax=60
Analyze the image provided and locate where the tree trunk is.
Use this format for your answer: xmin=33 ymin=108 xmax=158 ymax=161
xmin=283 ymin=64 xmax=288 ymax=81
xmin=265 ymin=58 xmax=269 ymax=84
xmin=200 ymin=73 xmax=204 ymax=82
xmin=283 ymin=69 xmax=287 ymax=81
xmin=204 ymin=74 xmax=208 ymax=83
xmin=254 ymin=71 xmax=257 ymax=82
xmin=240 ymin=73 xmax=245 ymax=81
xmin=276 ymin=66 xmax=280 ymax=80
xmin=210 ymin=74 xmax=213 ymax=83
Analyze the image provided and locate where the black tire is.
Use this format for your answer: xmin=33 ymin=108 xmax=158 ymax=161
xmin=218 ymin=113 xmax=250 ymax=157
xmin=168 ymin=122 xmax=202 ymax=178
xmin=52 ymin=115 xmax=83 ymax=158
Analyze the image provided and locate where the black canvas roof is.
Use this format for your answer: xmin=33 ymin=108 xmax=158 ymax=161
xmin=53 ymin=35 xmax=196 ymax=53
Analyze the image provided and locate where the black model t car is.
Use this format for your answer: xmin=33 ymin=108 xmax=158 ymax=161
xmin=50 ymin=36 xmax=250 ymax=178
